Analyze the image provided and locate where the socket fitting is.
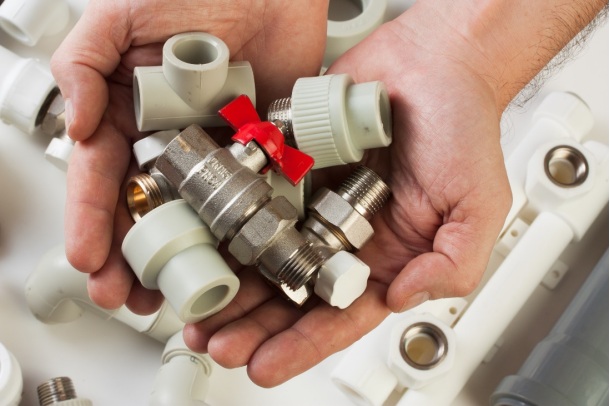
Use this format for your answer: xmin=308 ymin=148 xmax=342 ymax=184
xmin=133 ymin=32 xmax=256 ymax=131
xmin=122 ymin=199 xmax=239 ymax=323
xmin=267 ymin=73 xmax=392 ymax=169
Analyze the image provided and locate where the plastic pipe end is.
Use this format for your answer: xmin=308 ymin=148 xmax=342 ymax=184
xmin=346 ymin=81 xmax=392 ymax=150
xmin=0 ymin=0 xmax=70 ymax=46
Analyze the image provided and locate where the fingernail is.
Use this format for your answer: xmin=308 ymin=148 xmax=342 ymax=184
xmin=400 ymin=291 xmax=430 ymax=312
xmin=64 ymin=98 xmax=73 ymax=135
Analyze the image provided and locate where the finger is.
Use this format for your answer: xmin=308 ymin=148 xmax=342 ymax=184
xmin=50 ymin=2 xmax=131 ymax=140
xmin=245 ymin=282 xmax=390 ymax=387
xmin=86 ymin=242 xmax=134 ymax=309
xmin=124 ymin=279 xmax=165 ymax=315
xmin=386 ymin=200 xmax=510 ymax=312
xmin=207 ymin=297 xmax=303 ymax=369
xmin=64 ymin=120 xmax=131 ymax=273
xmin=183 ymin=268 xmax=276 ymax=353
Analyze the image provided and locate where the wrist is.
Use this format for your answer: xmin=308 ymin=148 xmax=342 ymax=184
xmin=395 ymin=0 xmax=607 ymax=113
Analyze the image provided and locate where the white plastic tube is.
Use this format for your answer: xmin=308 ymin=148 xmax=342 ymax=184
xmin=0 ymin=45 xmax=56 ymax=135
xmin=397 ymin=212 xmax=575 ymax=406
xmin=134 ymin=32 xmax=256 ymax=132
xmin=0 ymin=0 xmax=70 ymax=46
xmin=150 ymin=332 xmax=212 ymax=406
xmin=0 ymin=342 xmax=22 ymax=406
xmin=325 ymin=0 xmax=387 ymax=67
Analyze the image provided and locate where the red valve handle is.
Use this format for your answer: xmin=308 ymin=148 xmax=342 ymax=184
xmin=219 ymin=95 xmax=314 ymax=186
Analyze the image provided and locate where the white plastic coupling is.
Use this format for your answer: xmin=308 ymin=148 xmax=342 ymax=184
xmin=268 ymin=74 xmax=392 ymax=169
xmin=122 ymin=199 xmax=239 ymax=324
xmin=45 ymin=133 xmax=74 ymax=172
xmin=0 ymin=45 xmax=57 ymax=135
xmin=325 ymin=0 xmax=387 ymax=67
xmin=134 ymin=32 xmax=256 ymax=132
xmin=0 ymin=0 xmax=70 ymax=46
xmin=0 ymin=342 xmax=23 ymax=406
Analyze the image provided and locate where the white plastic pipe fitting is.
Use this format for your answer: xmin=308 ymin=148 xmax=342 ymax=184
xmin=27 ymin=245 xmax=184 ymax=343
xmin=0 ymin=45 xmax=56 ymax=135
xmin=331 ymin=298 xmax=467 ymax=406
xmin=0 ymin=342 xmax=22 ymax=406
xmin=133 ymin=130 xmax=180 ymax=171
xmin=134 ymin=32 xmax=256 ymax=132
xmin=44 ymin=133 xmax=74 ymax=172
xmin=397 ymin=92 xmax=609 ymax=406
xmin=270 ymin=74 xmax=392 ymax=169
xmin=150 ymin=332 xmax=212 ymax=406
xmin=325 ymin=0 xmax=387 ymax=67
xmin=0 ymin=0 xmax=70 ymax=46
xmin=122 ymin=199 xmax=239 ymax=324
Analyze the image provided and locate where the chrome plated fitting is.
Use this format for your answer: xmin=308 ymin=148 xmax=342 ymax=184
xmin=39 ymin=90 xmax=66 ymax=136
xmin=37 ymin=377 xmax=92 ymax=406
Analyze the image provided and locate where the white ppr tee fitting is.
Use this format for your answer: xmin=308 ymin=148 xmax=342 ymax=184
xmin=0 ymin=0 xmax=70 ymax=46
xmin=0 ymin=45 xmax=56 ymax=135
xmin=122 ymin=199 xmax=239 ymax=324
xmin=325 ymin=0 xmax=387 ymax=67
xmin=134 ymin=32 xmax=256 ymax=131
xmin=0 ymin=342 xmax=22 ymax=406
xmin=269 ymin=74 xmax=392 ymax=169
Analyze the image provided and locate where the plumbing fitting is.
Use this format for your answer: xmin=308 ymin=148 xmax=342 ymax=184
xmin=134 ymin=32 xmax=256 ymax=131
xmin=122 ymin=199 xmax=240 ymax=324
xmin=325 ymin=0 xmax=387 ymax=67
xmin=44 ymin=132 xmax=75 ymax=172
xmin=267 ymin=73 xmax=392 ymax=169
xmin=0 ymin=0 xmax=70 ymax=46
xmin=0 ymin=341 xmax=23 ymax=406
xmin=150 ymin=332 xmax=212 ymax=406
xmin=0 ymin=45 xmax=57 ymax=135
xmin=37 ymin=377 xmax=92 ymax=406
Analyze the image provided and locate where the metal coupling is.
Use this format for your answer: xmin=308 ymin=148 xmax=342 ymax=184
xmin=37 ymin=377 xmax=92 ymax=406
xmin=302 ymin=166 xmax=391 ymax=252
xmin=126 ymin=170 xmax=179 ymax=222
xmin=38 ymin=89 xmax=66 ymax=136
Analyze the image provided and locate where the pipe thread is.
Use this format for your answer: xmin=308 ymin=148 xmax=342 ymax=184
xmin=37 ymin=377 xmax=76 ymax=406
xmin=267 ymin=97 xmax=295 ymax=145
xmin=127 ymin=173 xmax=165 ymax=222
xmin=276 ymin=242 xmax=325 ymax=290
xmin=337 ymin=166 xmax=391 ymax=220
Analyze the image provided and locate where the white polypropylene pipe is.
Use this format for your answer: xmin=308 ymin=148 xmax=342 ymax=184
xmin=0 ymin=45 xmax=56 ymax=135
xmin=0 ymin=342 xmax=22 ymax=406
xmin=0 ymin=0 xmax=70 ymax=46
xmin=397 ymin=212 xmax=574 ymax=406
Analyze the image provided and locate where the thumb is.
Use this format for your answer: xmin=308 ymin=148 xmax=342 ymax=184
xmin=50 ymin=2 xmax=131 ymax=141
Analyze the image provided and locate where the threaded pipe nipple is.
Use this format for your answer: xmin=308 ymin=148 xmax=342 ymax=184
xmin=267 ymin=97 xmax=295 ymax=145
xmin=127 ymin=173 xmax=165 ymax=222
xmin=276 ymin=242 xmax=325 ymax=290
xmin=337 ymin=166 xmax=391 ymax=220
xmin=37 ymin=377 xmax=76 ymax=406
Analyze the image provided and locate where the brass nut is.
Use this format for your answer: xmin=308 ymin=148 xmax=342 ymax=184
xmin=228 ymin=196 xmax=298 ymax=265
xmin=307 ymin=188 xmax=374 ymax=250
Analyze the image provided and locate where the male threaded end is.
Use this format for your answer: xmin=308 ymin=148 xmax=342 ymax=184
xmin=276 ymin=242 xmax=325 ymax=290
xmin=267 ymin=97 xmax=295 ymax=145
xmin=337 ymin=166 xmax=391 ymax=220
xmin=126 ymin=173 xmax=165 ymax=222
xmin=37 ymin=377 xmax=76 ymax=406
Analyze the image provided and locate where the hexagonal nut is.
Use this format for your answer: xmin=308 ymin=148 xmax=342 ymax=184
xmin=41 ymin=93 xmax=66 ymax=136
xmin=314 ymin=251 xmax=370 ymax=309
xmin=228 ymin=196 xmax=298 ymax=265
xmin=387 ymin=313 xmax=456 ymax=389
xmin=308 ymin=189 xmax=374 ymax=250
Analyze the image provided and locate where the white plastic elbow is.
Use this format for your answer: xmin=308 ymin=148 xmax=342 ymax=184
xmin=0 ymin=45 xmax=56 ymax=135
xmin=325 ymin=0 xmax=387 ymax=67
xmin=134 ymin=32 xmax=256 ymax=132
xmin=0 ymin=0 xmax=70 ymax=46
xmin=0 ymin=342 xmax=22 ymax=406
xmin=268 ymin=74 xmax=392 ymax=169
xmin=150 ymin=332 xmax=211 ymax=406
xmin=122 ymin=200 xmax=240 ymax=324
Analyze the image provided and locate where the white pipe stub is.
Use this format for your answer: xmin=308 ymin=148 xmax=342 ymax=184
xmin=0 ymin=0 xmax=70 ymax=46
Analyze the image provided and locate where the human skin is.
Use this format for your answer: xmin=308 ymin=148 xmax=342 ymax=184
xmin=51 ymin=0 xmax=607 ymax=388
